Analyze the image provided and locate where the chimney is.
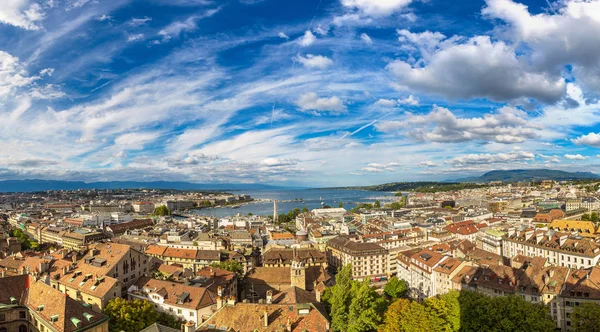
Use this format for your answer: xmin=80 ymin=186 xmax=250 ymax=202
xmin=286 ymin=318 xmax=292 ymax=332
xmin=1 ymin=271 xmax=5 ymax=278
xmin=217 ymin=286 xmax=223 ymax=297
xmin=180 ymin=321 xmax=195 ymax=332
xmin=559 ymin=235 xmax=568 ymax=246
xmin=266 ymin=290 xmax=273 ymax=304
xmin=72 ymin=254 xmax=77 ymax=263
xmin=227 ymin=295 xmax=236 ymax=306
xmin=62 ymin=267 xmax=67 ymax=275
xmin=216 ymin=296 xmax=223 ymax=309
xmin=315 ymin=289 xmax=321 ymax=302
xmin=263 ymin=310 xmax=269 ymax=328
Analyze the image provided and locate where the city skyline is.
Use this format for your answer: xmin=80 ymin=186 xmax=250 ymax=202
xmin=2 ymin=0 xmax=600 ymax=187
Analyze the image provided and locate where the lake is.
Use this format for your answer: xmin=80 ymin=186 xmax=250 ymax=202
xmin=192 ymin=188 xmax=398 ymax=218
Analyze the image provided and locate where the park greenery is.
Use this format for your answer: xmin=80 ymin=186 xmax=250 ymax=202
xmin=324 ymin=265 xmax=556 ymax=332
xmin=152 ymin=205 xmax=171 ymax=216
xmin=103 ymin=298 xmax=183 ymax=332
xmin=10 ymin=229 xmax=39 ymax=250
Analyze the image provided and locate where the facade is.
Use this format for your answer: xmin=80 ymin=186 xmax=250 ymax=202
xmin=145 ymin=245 xmax=221 ymax=272
xmin=132 ymin=202 xmax=155 ymax=213
xmin=129 ymin=277 xmax=216 ymax=328
xmin=0 ymin=275 xmax=109 ymax=332
xmin=326 ymin=236 xmax=388 ymax=281
xmin=503 ymin=228 xmax=600 ymax=269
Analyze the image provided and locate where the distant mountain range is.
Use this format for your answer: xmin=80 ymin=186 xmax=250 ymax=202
xmin=0 ymin=179 xmax=284 ymax=193
xmin=453 ymin=169 xmax=600 ymax=183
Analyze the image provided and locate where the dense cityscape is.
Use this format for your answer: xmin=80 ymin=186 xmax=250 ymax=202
xmin=0 ymin=179 xmax=598 ymax=331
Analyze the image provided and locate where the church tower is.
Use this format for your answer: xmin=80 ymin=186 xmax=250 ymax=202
xmin=290 ymin=248 xmax=306 ymax=290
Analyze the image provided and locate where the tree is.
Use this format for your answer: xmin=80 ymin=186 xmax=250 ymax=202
xmin=383 ymin=277 xmax=408 ymax=300
xmin=374 ymin=200 xmax=381 ymax=208
xmin=153 ymin=205 xmax=170 ymax=216
xmin=571 ymin=302 xmax=600 ymax=332
xmin=390 ymin=202 xmax=402 ymax=210
xmin=339 ymin=202 xmax=344 ymax=208
xmin=210 ymin=261 xmax=244 ymax=276
xmin=324 ymin=265 xmax=385 ymax=332
xmin=157 ymin=312 xmax=184 ymax=329
xmin=302 ymin=207 xmax=308 ymax=213
xmin=103 ymin=298 xmax=158 ymax=332
xmin=591 ymin=212 xmax=599 ymax=223
xmin=582 ymin=213 xmax=591 ymax=221
xmin=380 ymin=298 xmax=432 ymax=332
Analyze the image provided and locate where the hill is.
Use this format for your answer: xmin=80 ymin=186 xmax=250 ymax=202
xmin=0 ymin=179 xmax=283 ymax=193
xmin=454 ymin=169 xmax=600 ymax=183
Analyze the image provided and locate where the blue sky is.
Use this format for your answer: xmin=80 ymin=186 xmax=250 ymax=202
xmin=1 ymin=0 xmax=600 ymax=187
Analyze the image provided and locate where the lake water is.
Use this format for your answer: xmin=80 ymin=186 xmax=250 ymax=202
xmin=192 ymin=188 xmax=397 ymax=218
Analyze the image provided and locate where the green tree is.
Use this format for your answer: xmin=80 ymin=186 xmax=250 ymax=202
xmin=103 ymin=298 xmax=158 ymax=332
xmin=374 ymin=200 xmax=381 ymax=208
xmin=153 ymin=205 xmax=171 ymax=216
xmin=383 ymin=277 xmax=408 ymax=299
xmin=339 ymin=202 xmax=344 ymax=208
xmin=326 ymin=265 xmax=353 ymax=331
xmin=390 ymin=202 xmax=402 ymax=210
xmin=572 ymin=302 xmax=600 ymax=332
xmin=380 ymin=298 xmax=432 ymax=332
xmin=582 ymin=213 xmax=591 ymax=221
xmin=347 ymin=280 xmax=386 ymax=332
xmin=438 ymin=291 xmax=461 ymax=332
xmin=156 ymin=312 xmax=184 ymax=329
xmin=591 ymin=212 xmax=599 ymax=223
xmin=209 ymin=261 xmax=244 ymax=276
xmin=302 ymin=207 xmax=308 ymax=213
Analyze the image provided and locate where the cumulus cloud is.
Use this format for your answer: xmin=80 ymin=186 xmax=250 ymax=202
xmin=360 ymin=162 xmax=398 ymax=173
xmin=565 ymin=154 xmax=588 ymax=160
xmin=360 ymin=32 xmax=373 ymax=44
xmin=447 ymin=151 xmax=535 ymax=166
xmin=314 ymin=25 xmax=329 ymax=36
xmin=0 ymin=51 xmax=44 ymax=99
xmin=278 ymin=32 xmax=289 ymax=39
xmin=419 ymin=161 xmax=436 ymax=167
xmin=0 ymin=0 xmax=45 ymax=30
xmin=572 ymin=133 xmax=600 ymax=147
xmin=332 ymin=14 xmax=374 ymax=26
xmin=482 ymin=0 xmax=600 ymax=94
xmin=376 ymin=105 xmax=539 ymax=144
xmin=388 ymin=35 xmax=565 ymax=103
xmin=299 ymin=30 xmax=316 ymax=47
xmin=296 ymin=92 xmax=345 ymax=112
xmin=341 ymin=0 xmax=413 ymax=17
xmin=295 ymin=54 xmax=333 ymax=69
xmin=538 ymin=154 xmax=561 ymax=163
xmin=261 ymin=158 xmax=298 ymax=167
xmin=397 ymin=95 xmax=419 ymax=105
xmin=375 ymin=99 xmax=396 ymax=107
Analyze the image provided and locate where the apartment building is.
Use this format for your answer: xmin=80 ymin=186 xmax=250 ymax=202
xmin=503 ymin=228 xmax=600 ymax=269
xmin=262 ymin=247 xmax=326 ymax=268
xmin=129 ymin=277 xmax=216 ymax=328
xmin=145 ymin=245 xmax=221 ymax=272
xmin=0 ymin=275 xmax=109 ymax=332
xmin=326 ymin=236 xmax=388 ymax=281
xmin=132 ymin=201 xmax=155 ymax=213
xmin=397 ymin=249 xmax=448 ymax=300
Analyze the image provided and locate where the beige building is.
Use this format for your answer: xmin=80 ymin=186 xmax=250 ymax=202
xmin=326 ymin=236 xmax=388 ymax=281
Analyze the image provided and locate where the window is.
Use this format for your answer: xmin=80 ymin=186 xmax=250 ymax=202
xmin=19 ymin=311 xmax=26 ymax=319
xmin=178 ymin=309 xmax=182 ymax=314
xmin=190 ymin=312 xmax=194 ymax=317
xmin=0 ymin=313 xmax=5 ymax=322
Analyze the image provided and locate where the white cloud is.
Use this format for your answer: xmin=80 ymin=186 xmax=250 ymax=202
xmin=332 ymin=13 xmax=374 ymax=26
xmin=128 ymin=16 xmax=152 ymax=27
xmin=314 ymin=25 xmax=329 ymax=36
xmin=388 ymin=35 xmax=565 ymax=103
xmin=299 ymin=30 xmax=316 ymax=47
xmin=447 ymin=151 xmax=535 ymax=166
xmin=482 ymin=0 xmax=600 ymax=93
xmin=296 ymin=92 xmax=345 ymax=112
xmin=360 ymin=32 xmax=373 ymax=44
xmin=419 ymin=161 xmax=436 ymax=167
xmin=397 ymin=95 xmax=419 ymax=105
xmin=127 ymin=34 xmax=145 ymax=42
xmin=375 ymin=99 xmax=396 ymax=107
xmin=156 ymin=8 xmax=221 ymax=43
xmin=97 ymin=14 xmax=112 ymax=21
xmin=278 ymin=32 xmax=289 ymax=39
xmin=564 ymin=154 xmax=588 ymax=160
xmin=295 ymin=54 xmax=333 ymax=69
xmin=39 ymin=68 xmax=54 ymax=76
xmin=0 ymin=51 xmax=40 ymax=99
xmin=341 ymin=0 xmax=413 ymax=17
xmin=538 ymin=154 xmax=560 ymax=163
xmin=0 ymin=0 xmax=45 ymax=30
xmin=376 ymin=105 xmax=539 ymax=144
xmin=572 ymin=133 xmax=600 ymax=148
